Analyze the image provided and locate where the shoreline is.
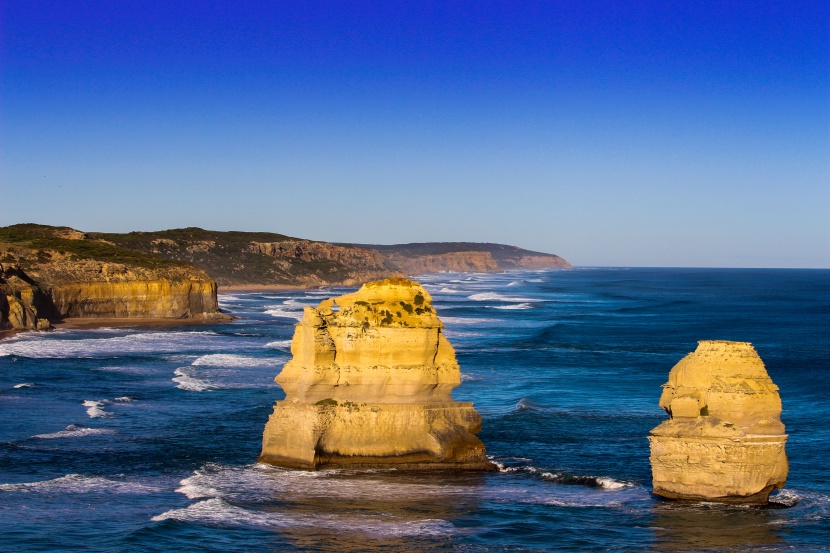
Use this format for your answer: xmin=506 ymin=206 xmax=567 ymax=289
xmin=219 ymin=284 xmax=310 ymax=293
xmin=0 ymin=313 xmax=235 ymax=340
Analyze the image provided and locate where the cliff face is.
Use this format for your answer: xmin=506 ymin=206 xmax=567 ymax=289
xmin=92 ymin=228 xmax=570 ymax=287
xmin=0 ymin=224 xmax=224 ymax=330
xmin=259 ymin=278 xmax=494 ymax=470
xmin=649 ymin=341 xmax=788 ymax=504
xmin=364 ymin=242 xmax=572 ymax=273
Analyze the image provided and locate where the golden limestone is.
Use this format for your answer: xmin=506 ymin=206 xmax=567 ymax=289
xmin=649 ymin=341 xmax=788 ymax=504
xmin=259 ymin=278 xmax=494 ymax=470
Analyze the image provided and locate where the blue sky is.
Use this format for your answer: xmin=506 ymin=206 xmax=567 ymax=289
xmin=2 ymin=1 xmax=827 ymax=267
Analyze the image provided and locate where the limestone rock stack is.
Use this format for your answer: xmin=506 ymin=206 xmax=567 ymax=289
xmin=649 ymin=341 xmax=788 ymax=504
xmin=259 ymin=278 xmax=494 ymax=470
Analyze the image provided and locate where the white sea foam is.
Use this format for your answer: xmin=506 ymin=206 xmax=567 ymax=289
xmin=595 ymin=477 xmax=632 ymax=490
xmin=83 ymin=400 xmax=112 ymax=418
xmin=438 ymin=287 xmax=460 ymax=294
xmin=32 ymin=424 xmax=116 ymax=439
xmin=264 ymin=306 xmax=305 ymax=320
xmin=192 ymin=354 xmax=279 ymax=368
xmin=506 ymin=281 xmax=520 ymax=287
xmin=460 ymin=373 xmax=477 ymax=381
xmin=264 ymin=339 xmax=292 ymax=349
xmin=493 ymin=303 xmax=533 ymax=310
xmin=439 ymin=316 xmax=497 ymax=325
xmin=13 ymin=383 xmax=34 ymax=389
xmin=173 ymin=367 xmax=213 ymax=392
xmin=468 ymin=292 xmax=540 ymax=303
xmin=152 ymin=497 xmax=455 ymax=538
xmin=0 ymin=474 xmax=161 ymax=494
xmin=0 ymin=330 xmax=226 ymax=359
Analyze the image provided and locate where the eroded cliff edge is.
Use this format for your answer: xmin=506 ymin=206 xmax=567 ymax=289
xmin=0 ymin=224 xmax=226 ymax=330
xmin=259 ymin=278 xmax=495 ymax=470
xmin=649 ymin=340 xmax=788 ymax=505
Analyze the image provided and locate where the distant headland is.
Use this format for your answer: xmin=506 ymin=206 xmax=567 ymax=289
xmin=0 ymin=224 xmax=570 ymax=332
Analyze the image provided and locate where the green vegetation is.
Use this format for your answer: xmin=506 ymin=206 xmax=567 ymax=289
xmin=0 ymin=224 xmax=187 ymax=270
xmin=315 ymin=398 xmax=338 ymax=406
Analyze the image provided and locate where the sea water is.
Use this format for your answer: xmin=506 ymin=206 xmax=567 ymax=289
xmin=1 ymin=268 xmax=828 ymax=552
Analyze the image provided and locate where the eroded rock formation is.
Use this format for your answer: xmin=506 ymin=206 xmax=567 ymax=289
xmin=259 ymin=278 xmax=494 ymax=470
xmin=649 ymin=340 xmax=788 ymax=504
xmin=0 ymin=224 xmax=226 ymax=330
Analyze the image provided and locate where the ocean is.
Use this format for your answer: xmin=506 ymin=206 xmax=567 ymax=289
xmin=1 ymin=268 xmax=828 ymax=552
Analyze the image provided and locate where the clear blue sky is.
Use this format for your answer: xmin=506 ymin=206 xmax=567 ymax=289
xmin=1 ymin=1 xmax=827 ymax=267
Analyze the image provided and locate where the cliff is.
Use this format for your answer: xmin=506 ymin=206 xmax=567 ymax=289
xmin=259 ymin=278 xmax=495 ymax=470
xmin=0 ymin=224 xmax=224 ymax=330
xmin=648 ymin=341 xmax=788 ymax=505
xmin=358 ymin=242 xmax=572 ymax=273
xmin=91 ymin=228 xmax=571 ymax=287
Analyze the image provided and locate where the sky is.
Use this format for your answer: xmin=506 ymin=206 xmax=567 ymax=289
xmin=1 ymin=1 xmax=828 ymax=268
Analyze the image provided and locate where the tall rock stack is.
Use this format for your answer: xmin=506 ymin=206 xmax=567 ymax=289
xmin=259 ymin=278 xmax=494 ymax=470
xmin=649 ymin=341 xmax=788 ymax=504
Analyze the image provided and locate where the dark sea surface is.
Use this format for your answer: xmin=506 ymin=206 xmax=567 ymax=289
xmin=1 ymin=268 xmax=828 ymax=552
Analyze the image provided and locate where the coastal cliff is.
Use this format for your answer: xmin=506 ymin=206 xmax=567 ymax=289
xmin=92 ymin=228 xmax=571 ymax=287
xmin=0 ymin=224 xmax=224 ymax=330
xmin=259 ymin=278 xmax=495 ymax=470
xmin=649 ymin=341 xmax=788 ymax=504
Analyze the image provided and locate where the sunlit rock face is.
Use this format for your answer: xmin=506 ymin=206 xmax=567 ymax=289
xmin=649 ymin=340 xmax=788 ymax=504
xmin=259 ymin=278 xmax=494 ymax=470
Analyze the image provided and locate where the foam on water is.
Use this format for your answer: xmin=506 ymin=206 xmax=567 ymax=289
xmin=32 ymin=424 xmax=116 ymax=439
xmin=264 ymin=306 xmax=305 ymax=320
xmin=468 ymin=292 xmax=541 ymax=303
xmin=173 ymin=367 xmax=213 ymax=392
xmin=0 ymin=474 xmax=162 ymax=494
xmin=264 ymin=339 xmax=292 ymax=349
xmin=83 ymin=400 xmax=112 ymax=418
xmin=493 ymin=302 xmax=533 ymax=310
xmin=13 ymin=383 xmax=34 ymax=389
xmin=152 ymin=498 xmax=455 ymax=538
xmin=192 ymin=354 xmax=281 ymax=368
xmin=439 ymin=316 xmax=497 ymax=325
xmin=0 ymin=330 xmax=226 ymax=359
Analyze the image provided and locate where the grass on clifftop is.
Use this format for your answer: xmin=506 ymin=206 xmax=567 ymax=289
xmin=0 ymin=224 xmax=191 ymax=270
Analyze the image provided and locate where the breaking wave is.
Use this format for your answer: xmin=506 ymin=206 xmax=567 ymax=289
xmin=32 ymin=424 xmax=116 ymax=439
xmin=0 ymin=474 xmax=162 ymax=494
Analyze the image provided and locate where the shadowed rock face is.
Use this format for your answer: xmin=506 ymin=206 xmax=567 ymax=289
xmin=649 ymin=341 xmax=788 ymax=504
xmin=259 ymin=278 xmax=495 ymax=470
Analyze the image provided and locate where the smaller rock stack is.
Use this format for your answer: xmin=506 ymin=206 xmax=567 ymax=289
xmin=649 ymin=340 xmax=788 ymax=504
xmin=259 ymin=278 xmax=494 ymax=470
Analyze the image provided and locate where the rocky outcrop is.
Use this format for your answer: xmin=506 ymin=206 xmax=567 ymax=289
xmin=649 ymin=341 xmax=788 ymax=504
xmin=259 ymin=278 xmax=494 ymax=470
xmin=0 ymin=225 xmax=226 ymax=329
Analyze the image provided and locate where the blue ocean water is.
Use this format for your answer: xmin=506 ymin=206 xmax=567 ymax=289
xmin=1 ymin=268 xmax=828 ymax=552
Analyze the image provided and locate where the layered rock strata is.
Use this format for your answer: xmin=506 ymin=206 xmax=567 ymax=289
xmin=649 ymin=341 xmax=788 ymax=504
xmin=259 ymin=278 xmax=494 ymax=470
xmin=0 ymin=225 xmax=226 ymax=330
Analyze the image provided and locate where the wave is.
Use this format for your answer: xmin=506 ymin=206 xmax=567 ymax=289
xmin=152 ymin=497 xmax=454 ymax=537
xmin=264 ymin=339 xmax=292 ymax=349
xmin=192 ymin=354 xmax=280 ymax=368
xmin=439 ymin=316 xmax=497 ymax=325
xmin=82 ymin=396 xmax=136 ymax=418
xmin=467 ymin=292 xmax=541 ymax=303
xmin=13 ymin=383 xmax=34 ymax=389
xmin=173 ymin=367 xmax=213 ymax=392
xmin=0 ymin=474 xmax=162 ymax=494
xmin=491 ymin=459 xmax=634 ymax=491
xmin=264 ymin=306 xmax=305 ymax=320
xmin=0 ymin=330 xmax=226 ymax=359
xmin=83 ymin=400 xmax=111 ymax=418
xmin=493 ymin=303 xmax=533 ymax=310
xmin=32 ymin=424 xmax=116 ymax=439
